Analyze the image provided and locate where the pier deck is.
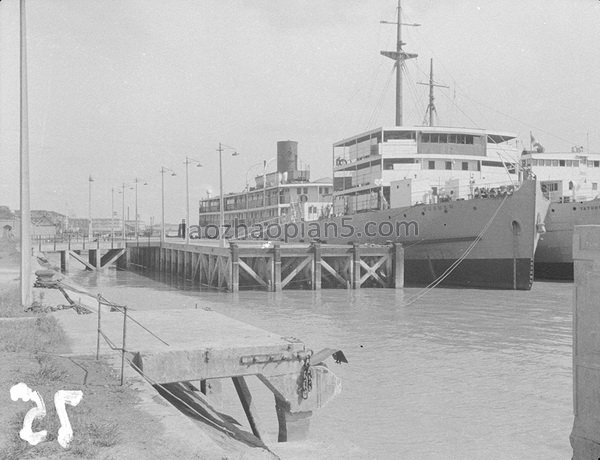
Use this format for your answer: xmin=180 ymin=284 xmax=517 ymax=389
xmin=129 ymin=240 xmax=404 ymax=291
xmin=53 ymin=305 xmax=343 ymax=443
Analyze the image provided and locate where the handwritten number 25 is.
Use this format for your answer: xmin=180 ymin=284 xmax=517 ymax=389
xmin=10 ymin=383 xmax=83 ymax=448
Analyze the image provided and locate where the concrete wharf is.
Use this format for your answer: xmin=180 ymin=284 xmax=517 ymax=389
xmin=53 ymin=302 xmax=345 ymax=445
xmin=35 ymin=236 xmax=404 ymax=291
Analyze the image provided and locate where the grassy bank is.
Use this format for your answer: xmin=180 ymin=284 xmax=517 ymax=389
xmin=0 ymin=283 xmax=262 ymax=459
xmin=0 ymin=285 xmax=177 ymax=459
xmin=0 ymin=285 xmax=124 ymax=459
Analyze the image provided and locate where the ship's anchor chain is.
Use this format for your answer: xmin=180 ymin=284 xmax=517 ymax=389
xmin=299 ymin=353 xmax=313 ymax=400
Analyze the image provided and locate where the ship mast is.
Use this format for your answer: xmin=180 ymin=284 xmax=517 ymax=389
xmin=418 ymin=58 xmax=448 ymax=126
xmin=380 ymin=0 xmax=419 ymax=126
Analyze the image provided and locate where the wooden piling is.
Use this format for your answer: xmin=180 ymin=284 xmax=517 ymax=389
xmin=60 ymin=250 xmax=69 ymax=272
xmin=273 ymin=243 xmax=282 ymax=292
xmin=313 ymin=243 xmax=321 ymax=290
xmin=394 ymin=243 xmax=404 ymax=288
xmin=352 ymin=243 xmax=361 ymax=289
xmin=230 ymin=243 xmax=239 ymax=292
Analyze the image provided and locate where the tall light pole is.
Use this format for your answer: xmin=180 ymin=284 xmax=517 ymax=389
xmin=121 ymin=183 xmax=127 ymax=239
xmin=133 ymin=178 xmax=147 ymax=244
xmin=262 ymin=157 xmax=277 ymax=210
xmin=217 ymin=143 xmax=239 ymax=245
xmin=88 ymin=175 xmax=94 ymax=240
xmin=160 ymin=166 xmax=176 ymax=245
xmin=19 ymin=0 xmax=32 ymax=307
xmin=111 ymin=187 xmax=116 ymax=240
xmin=185 ymin=157 xmax=202 ymax=245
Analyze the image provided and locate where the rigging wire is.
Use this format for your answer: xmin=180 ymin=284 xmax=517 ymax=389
xmin=408 ymin=18 xmax=582 ymax=146
xmin=365 ymin=65 xmax=396 ymax=130
xmin=402 ymin=63 xmax=426 ymax=125
xmin=438 ymin=90 xmax=480 ymax=129
xmin=401 ymin=193 xmax=510 ymax=307
xmin=454 ymin=87 xmax=581 ymax=146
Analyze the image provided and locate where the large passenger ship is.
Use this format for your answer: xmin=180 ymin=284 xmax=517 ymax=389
xmin=276 ymin=1 xmax=549 ymax=289
xmin=200 ymin=0 xmax=550 ymax=289
xmin=522 ymin=148 xmax=600 ymax=279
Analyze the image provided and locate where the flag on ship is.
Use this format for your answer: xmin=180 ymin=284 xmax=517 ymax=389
xmin=530 ymin=132 xmax=545 ymax=153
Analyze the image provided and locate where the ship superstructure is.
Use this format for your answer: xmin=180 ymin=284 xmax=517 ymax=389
xmin=332 ymin=126 xmax=520 ymax=215
xmin=522 ymin=149 xmax=600 ymax=278
xmin=198 ymin=140 xmax=333 ymax=233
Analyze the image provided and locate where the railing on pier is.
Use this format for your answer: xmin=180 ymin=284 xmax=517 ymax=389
xmin=95 ymin=294 xmax=169 ymax=385
xmin=33 ymin=234 xmax=160 ymax=252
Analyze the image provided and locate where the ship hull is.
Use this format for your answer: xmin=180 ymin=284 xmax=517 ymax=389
xmin=535 ymin=198 xmax=600 ymax=279
xmin=405 ymin=257 xmax=534 ymax=290
xmin=247 ymin=180 xmax=548 ymax=290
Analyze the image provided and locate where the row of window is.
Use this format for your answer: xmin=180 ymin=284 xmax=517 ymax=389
xmin=421 ymin=133 xmax=477 ymax=145
xmin=427 ymin=160 xmax=486 ymax=171
xmin=524 ymin=159 xmax=600 ymax=168
xmin=428 ymin=160 xmax=469 ymax=171
xmin=200 ymin=186 xmax=331 ymax=209
xmin=382 ymin=131 xmax=489 ymax=145
xmin=542 ymin=182 xmax=598 ymax=193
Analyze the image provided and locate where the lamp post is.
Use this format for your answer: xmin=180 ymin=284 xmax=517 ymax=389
xmin=185 ymin=157 xmax=203 ymax=245
xmin=121 ymin=183 xmax=127 ymax=239
xmin=160 ymin=166 xmax=176 ymax=245
xmin=217 ymin=143 xmax=239 ymax=245
xmin=88 ymin=175 xmax=94 ymax=240
xmin=245 ymin=161 xmax=265 ymax=214
xmin=133 ymin=178 xmax=147 ymax=244
xmin=111 ymin=187 xmax=116 ymax=241
xmin=19 ymin=0 xmax=32 ymax=307
xmin=262 ymin=157 xmax=277 ymax=211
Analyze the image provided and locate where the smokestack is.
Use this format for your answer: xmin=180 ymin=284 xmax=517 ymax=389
xmin=277 ymin=140 xmax=298 ymax=175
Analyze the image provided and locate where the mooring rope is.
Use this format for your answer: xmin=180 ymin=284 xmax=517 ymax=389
xmin=402 ymin=193 xmax=510 ymax=307
xmin=124 ymin=357 xmax=237 ymax=436
xmin=97 ymin=294 xmax=170 ymax=347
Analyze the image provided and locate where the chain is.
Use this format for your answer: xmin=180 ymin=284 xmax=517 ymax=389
xmin=299 ymin=354 xmax=313 ymax=400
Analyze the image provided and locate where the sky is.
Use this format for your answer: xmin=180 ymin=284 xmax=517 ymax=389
xmin=1 ymin=0 xmax=600 ymax=224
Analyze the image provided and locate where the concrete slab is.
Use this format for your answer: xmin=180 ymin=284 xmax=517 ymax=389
xmin=52 ymin=308 xmax=309 ymax=384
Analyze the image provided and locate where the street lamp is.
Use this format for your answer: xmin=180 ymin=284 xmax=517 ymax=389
xmin=133 ymin=177 xmax=148 ymax=244
xmin=185 ymin=157 xmax=202 ymax=245
xmin=217 ymin=143 xmax=239 ymax=245
xmin=111 ymin=187 xmax=116 ymax=241
xmin=262 ymin=157 xmax=277 ymax=210
xmin=121 ymin=183 xmax=128 ymax=239
xmin=88 ymin=175 xmax=94 ymax=240
xmin=160 ymin=166 xmax=176 ymax=245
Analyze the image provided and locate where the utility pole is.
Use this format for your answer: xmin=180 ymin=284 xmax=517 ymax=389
xmin=20 ymin=0 xmax=32 ymax=307
xmin=88 ymin=175 xmax=94 ymax=240
xmin=121 ymin=183 xmax=126 ymax=239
